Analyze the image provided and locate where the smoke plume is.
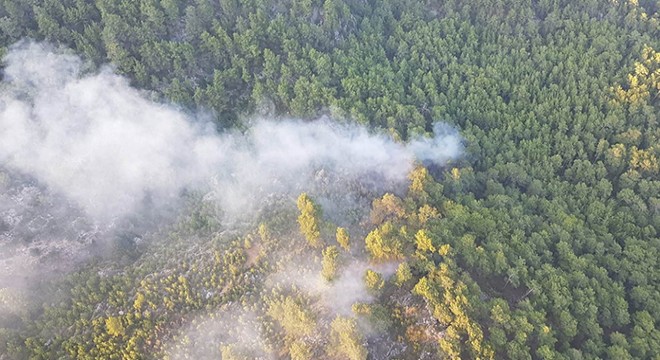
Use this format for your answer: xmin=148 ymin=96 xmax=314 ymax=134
xmin=0 ymin=41 xmax=462 ymax=225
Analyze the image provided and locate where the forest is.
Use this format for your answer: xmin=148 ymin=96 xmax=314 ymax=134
xmin=0 ymin=0 xmax=659 ymax=359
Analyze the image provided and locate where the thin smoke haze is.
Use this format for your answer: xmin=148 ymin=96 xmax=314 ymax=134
xmin=0 ymin=41 xmax=462 ymax=224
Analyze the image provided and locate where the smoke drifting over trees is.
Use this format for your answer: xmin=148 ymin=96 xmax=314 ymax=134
xmin=0 ymin=43 xmax=463 ymax=359
xmin=0 ymin=42 xmax=461 ymax=225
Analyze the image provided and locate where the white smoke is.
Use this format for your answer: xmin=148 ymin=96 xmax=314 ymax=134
xmin=0 ymin=41 xmax=462 ymax=224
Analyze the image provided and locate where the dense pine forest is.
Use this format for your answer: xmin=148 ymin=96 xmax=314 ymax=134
xmin=0 ymin=0 xmax=659 ymax=359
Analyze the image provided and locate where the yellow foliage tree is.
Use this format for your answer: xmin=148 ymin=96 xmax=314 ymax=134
xmin=329 ymin=316 xmax=368 ymax=360
xmin=370 ymin=193 xmax=405 ymax=225
xmin=336 ymin=227 xmax=350 ymax=251
xmin=297 ymin=193 xmax=322 ymax=248
xmin=321 ymin=245 xmax=340 ymax=281
xmin=364 ymin=222 xmax=403 ymax=260
xmin=105 ymin=316 xmax=125 ymax=337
